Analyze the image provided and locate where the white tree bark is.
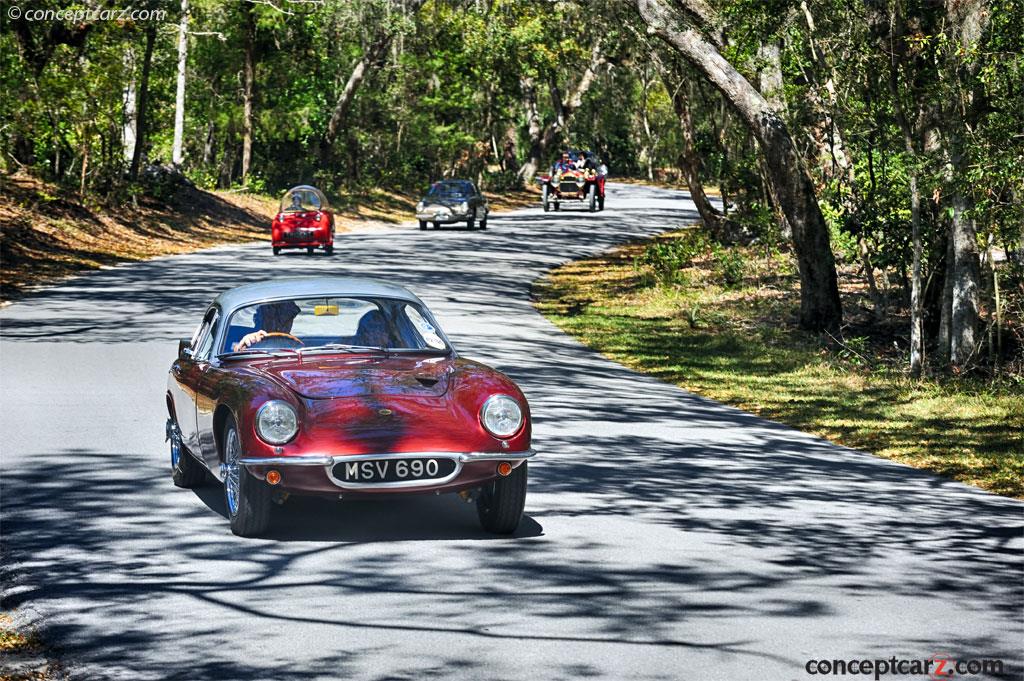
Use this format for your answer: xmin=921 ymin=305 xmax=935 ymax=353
xmin=172 ymin=0 xmax=189 ymax=167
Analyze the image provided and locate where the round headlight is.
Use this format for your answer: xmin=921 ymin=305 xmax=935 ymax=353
xmin=459 ymin=201 xmax=469 ymax=213
xmin=416 ymin=201 xmax=425 ymax=211
xmin=256 ymin=400 xmax=298 ymax=445
xmin=480 ymin=395 xmax=523 ymax=439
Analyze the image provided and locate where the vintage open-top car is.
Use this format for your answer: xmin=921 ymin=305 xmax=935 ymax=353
xmin=166 ymin=277 xmax=534 ymax=537
xmin=271 ymin=185 xmax=335 ymax=256
xmin=415 ymin=179 xmax=489 ymax=230
xmin=536 ymin=150 xmax=607 ymax=212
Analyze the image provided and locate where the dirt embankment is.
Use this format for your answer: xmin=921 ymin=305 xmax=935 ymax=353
xmin=0 ymin=175 xmax=275 ymax=301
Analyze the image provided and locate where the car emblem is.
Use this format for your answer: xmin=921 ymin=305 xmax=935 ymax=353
xmin=378 ymin=408 xmax=393 ymax=416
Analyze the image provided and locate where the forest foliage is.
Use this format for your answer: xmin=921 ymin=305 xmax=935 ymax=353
xmin=2 ymin=0 xmax=1022 ymax=376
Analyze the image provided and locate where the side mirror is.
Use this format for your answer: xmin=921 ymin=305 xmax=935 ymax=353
xmin=178 ymin=338 xmax=193 ymax=360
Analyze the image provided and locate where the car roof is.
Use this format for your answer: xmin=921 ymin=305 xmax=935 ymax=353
xmin=213 ymin=277 xmax=424 ymax=312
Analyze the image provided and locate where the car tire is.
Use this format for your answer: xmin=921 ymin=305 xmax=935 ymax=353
xmin=272 ymin=247 xmax=281 ymax=256
xmin=223 ymin=416 xmax=272 ymax=537
xmin=476 ymin=462 xmax=527 ymax=534
xmin=588 ymin=185 xmax=597 ymax=212
xmin=171 ymin=424 xmax=206 ymax=489
xmin=598 ymin=194 xmax=605 ymax=211
xmin=306 ymin=247 xmax=315 ymax=255
xmin=480 ymin=215 xmax=488 ymax=230
xmin=542 ymin=185 xmax=550 ymax=212
xmin=325 ymin=244 xmax=334 ymax=256
xmin=467 ymin=212 xmax=476 ymax=230
xmin=432 ymin=222 xmax=440 ymax=229
xmin=554 ymin=201 xmax=560 ymax=211
xmin=419 ymin=220 xmax=427 ymax=230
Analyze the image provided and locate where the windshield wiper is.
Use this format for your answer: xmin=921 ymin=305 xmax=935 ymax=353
xmin=218 ymin=348 xmax=299 ymax=360
xmin=299 ymin=343 xmax=390 ymax=357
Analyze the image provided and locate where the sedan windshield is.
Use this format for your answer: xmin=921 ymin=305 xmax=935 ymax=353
xmin=426 ymin=182 xmax=473 ymax=200
xmin=220 ymin=297 xmax=450 ymax=355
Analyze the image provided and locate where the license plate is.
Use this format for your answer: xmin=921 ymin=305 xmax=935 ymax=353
xmin=334 ymin=457 xmax=456 ymax=483
xmin=285 ymin=230 xmax=312 ymax=241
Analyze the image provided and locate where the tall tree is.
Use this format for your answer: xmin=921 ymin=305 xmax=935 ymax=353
xmin=129 ymin=25 xmax=157 ymax=180
xmin=635 ymin=0 xmax=843 ymax=331
xmin=240 ymin=0 xmax=255 ymax=182
xmin=172 ymin=0 xmax=190 ymax=167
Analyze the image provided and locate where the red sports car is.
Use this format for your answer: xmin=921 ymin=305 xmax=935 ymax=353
xmin=166 ymin=277 xmax=534 ymax=537
xmin=271 ymin=185 xmax=335 ymax=256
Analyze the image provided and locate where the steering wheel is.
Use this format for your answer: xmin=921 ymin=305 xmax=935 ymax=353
xmin=249 ymin=332 xmax=305 ymax=349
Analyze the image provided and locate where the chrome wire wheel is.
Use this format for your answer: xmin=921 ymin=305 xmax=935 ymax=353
xmin=170 ymin=432 xmax=181 ymax=469
xmin=224 ymin=426 xmax=241 ymax=517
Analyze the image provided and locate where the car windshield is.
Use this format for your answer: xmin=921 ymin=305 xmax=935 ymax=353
xmin=280 ymin=187 xmax=324 ymax=213
xmin=426 ymin=182 xmax=472 ymax=199
xmin=220 ymin=297 xmax=450 ymax=355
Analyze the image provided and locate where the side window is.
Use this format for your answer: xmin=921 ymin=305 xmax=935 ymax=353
xmin=192 ymin=309 xmax=220 ymax=361
xmin=404 ymin=305 xmax=446 ymax=350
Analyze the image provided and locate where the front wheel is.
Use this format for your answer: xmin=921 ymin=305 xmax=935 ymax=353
xmin=467 ymin=212 xmax=476 ymax=230
xmin=542 ymin=185 xmax=550 ymax=212
xmin=324 ymin=243 xmax=334 ymax=256
xmin=306 ymin=246 xmax=314 ymax=255
xmin=272 ymin=247 xmax=281 ymax=256
xmin=223 ymin=417 xmax=272 ymax=537
xmin=480 ymin=215 xmax=488 ymax=230
xmin=588 ymin=185 xmax=597 ymax=212
xmin=419 ymin=220 xmax=427 ymax=230
xmin=476 ymin=462 xmax=527 ymax=534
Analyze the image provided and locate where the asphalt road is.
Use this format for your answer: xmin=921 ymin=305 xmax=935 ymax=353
xmin=1 ymin=183 xmax=1021 ymax=681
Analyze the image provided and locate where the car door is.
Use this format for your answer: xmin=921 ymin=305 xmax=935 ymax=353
xmin=169 ymin=308 xmax=216 ymax=454
xmin=191 ymin=308 xmax=224 ymax=471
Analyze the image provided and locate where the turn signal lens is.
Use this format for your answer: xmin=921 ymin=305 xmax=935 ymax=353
xmin=266 ymin=470 xmax=282 ymax=485
xmin=496 ymin=462 xmax=513 ymax=477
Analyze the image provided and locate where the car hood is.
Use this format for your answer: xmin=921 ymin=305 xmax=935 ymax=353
xmin=254 ymin=354 xmax=452 ymax=399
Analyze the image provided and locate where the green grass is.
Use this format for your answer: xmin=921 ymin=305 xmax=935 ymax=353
xmin=533 ymin=231 xmax=1024 ymax=498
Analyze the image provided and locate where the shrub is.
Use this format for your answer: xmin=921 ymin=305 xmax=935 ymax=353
xmin=635 ymin=231 xmax=710 ymax=286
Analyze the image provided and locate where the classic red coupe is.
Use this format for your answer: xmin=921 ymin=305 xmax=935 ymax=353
xmin=166 ymin=278 xmax=534 ymax=537
xmin=271 ymin=185 xmax=335 ymax=256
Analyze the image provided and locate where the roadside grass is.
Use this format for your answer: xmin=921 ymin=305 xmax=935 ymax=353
xmin=533 ymin=229 xmax=1024 ymax=498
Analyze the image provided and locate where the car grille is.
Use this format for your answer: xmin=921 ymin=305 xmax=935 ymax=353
xmin=559 ymin=182 xmax=581 ymax=194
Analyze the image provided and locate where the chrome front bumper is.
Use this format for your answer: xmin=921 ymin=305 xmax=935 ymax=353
xmin=238 ymin=449 xmax=537 ymax=490
xmin=415 ymin=211 xmax=470 ymax=223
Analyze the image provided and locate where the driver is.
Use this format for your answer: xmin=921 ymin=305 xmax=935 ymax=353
xmin=288 ymin=193 xmax=304 ymax=211
xmin=233 ymin=301 xmax=302 ymax=351
xmin=552 ymin=152 xmax=574 ymax=174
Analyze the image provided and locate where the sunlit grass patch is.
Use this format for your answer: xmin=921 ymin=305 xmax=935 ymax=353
xmin=533 ymin=230 xmax=1024 ymax=498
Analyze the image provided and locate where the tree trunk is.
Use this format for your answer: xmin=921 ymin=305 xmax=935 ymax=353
xmin=319 ymin=0 xmax=426 ymax=161
xmin=941 ymin=0 xmax=988 ymax=370
xmin=637 ymin=0 xmax=842 ymax=331
xmin=241 ymin=1 xmax=255 ymax=182
xmin=172 ymin=0 xmax=189 ymax=167
xmin=129 ymin=26 xmax=156 ymax=180
xmin=122 ymin=48 xmax=137 ymax=164
xmin=949 ymin=190 xmax=981 ymax=367
xmin=662 ymin=71 xmax=725 ymax=237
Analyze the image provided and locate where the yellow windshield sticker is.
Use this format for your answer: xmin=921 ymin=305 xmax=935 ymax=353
xmin=314 ymin=304 xmax=340 ymax=316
